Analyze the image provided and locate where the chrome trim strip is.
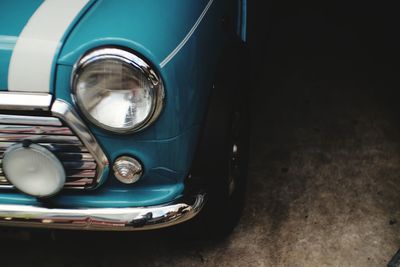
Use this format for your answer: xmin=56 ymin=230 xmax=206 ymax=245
xmin=159 ymin=0 xmax=214 ymax=68
xmin=0 ymin=92 xmax=52 ymax=111
xmin=51 ymin=99 xmax=109 ymax=187
xmin=0 ymin=194 xmax=205 ymax=231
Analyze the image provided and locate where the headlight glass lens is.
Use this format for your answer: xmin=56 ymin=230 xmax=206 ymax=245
xmin=73 ymin=48 xmax=164 ymax=133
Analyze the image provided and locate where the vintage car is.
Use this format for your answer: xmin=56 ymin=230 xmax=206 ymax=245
xmin=0 ymin=0 xmax=249 ymax=236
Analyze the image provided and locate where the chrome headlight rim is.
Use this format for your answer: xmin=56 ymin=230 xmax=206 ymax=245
xmin=71 ymin=46 xmax=165 ymax=134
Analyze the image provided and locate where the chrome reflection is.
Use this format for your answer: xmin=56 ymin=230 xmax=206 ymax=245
xmin=0 ymin=92 xmax=52 ymax=111
xmin=51 ymin=100 xmax=109 ymax=187
xmin=72 ymin=47 xmax=165 ymax=134
xmin=0 ymin=194 xmax=205 ymax=231
xmin=0 ymin=96 xmax=109 ymax=190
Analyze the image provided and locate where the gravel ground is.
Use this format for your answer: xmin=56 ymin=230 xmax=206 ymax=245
xmin=1 ymin=2 xmax=399 ymax=267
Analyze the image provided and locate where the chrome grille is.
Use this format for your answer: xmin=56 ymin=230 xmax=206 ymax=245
xmin=0 ymin=114 xmax=98 ymax=189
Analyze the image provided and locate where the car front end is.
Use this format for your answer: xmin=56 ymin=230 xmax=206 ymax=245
xmin=0 ymin=0 xmax=248 ymax=234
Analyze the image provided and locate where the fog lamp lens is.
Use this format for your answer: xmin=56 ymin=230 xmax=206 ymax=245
xmin=2 ymin=143 xmax=66 ymax=198
xmin=113 ymin=156 xmax=142 ymax=184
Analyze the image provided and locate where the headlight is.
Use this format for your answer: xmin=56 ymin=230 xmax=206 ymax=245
xmin=72 ymin=47 xmax=164 ymax=133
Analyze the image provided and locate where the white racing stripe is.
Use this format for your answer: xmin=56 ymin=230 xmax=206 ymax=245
xmin=160 ymin=0 xmax=214 ymax=68
xmin=8 ymin=0 xmax=89 ymax=92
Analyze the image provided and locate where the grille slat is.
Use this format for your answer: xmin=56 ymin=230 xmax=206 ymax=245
xmin=63 ymin=161 xmax=97 ymax=170
xmin=0 ymin=125 xmax=73 ymax=135
xmin=0 ymin=176 xmax=94 ymax=188
xmin=56 ymin=152 xmax=94 ymax=161
xmin=0 ymin=152 xmax=93 ymax=160
xmin=66 ymin=170 xmax=96 ymax=178
xmin=0 ymin=133 xmax=81 ymax=144
xmin=0 ymin=114 xmax=62 ymax=126
xmin=64 ymin=178 xmax=94 ymax=187
xmin=0 ymin=142 xmax=88 ymax=153
xmin=0 ymin=162 xmax=96 ymax=173
xmin=0 ymin=115 xmax=98 ymax=190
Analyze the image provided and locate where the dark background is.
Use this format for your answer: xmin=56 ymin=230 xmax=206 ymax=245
xmin=1 ymin=1 xmax=400 ymax=266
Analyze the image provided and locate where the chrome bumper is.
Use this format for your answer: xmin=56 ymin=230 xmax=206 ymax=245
xmin=0 ymin=194 xmax=205 ymax=231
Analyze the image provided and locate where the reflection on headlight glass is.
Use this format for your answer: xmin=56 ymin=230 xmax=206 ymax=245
xmin=75 ymin=58 xmax=154 ymax=130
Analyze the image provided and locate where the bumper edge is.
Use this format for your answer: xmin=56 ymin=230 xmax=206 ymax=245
xmin=0 ymin=193 xmax=205 ymax=231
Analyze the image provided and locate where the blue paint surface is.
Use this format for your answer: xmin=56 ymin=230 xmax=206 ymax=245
xmin=0 ymin=0 xmax=236 ymax=208
xmin=241 ymin=0 xmax=247 ymax=41
xmin=0 ymin=0 xmax=95 ymax=91
xmin=0 ymin=0 xmax=43 ymax=90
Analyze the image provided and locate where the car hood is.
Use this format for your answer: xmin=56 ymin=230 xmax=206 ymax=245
xmin=0 ymin=0 xmax=42 ymax=89
xmin=57 ymin=1 xmax=208 ymax=68
xmin=0 ymin=0 xmax=96 ymax=91
xmin=0 ymin=0 xmax=210 ymax=92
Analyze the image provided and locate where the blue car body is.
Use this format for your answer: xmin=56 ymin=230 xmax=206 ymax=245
xmin=0 ymin=0 xmax=246 ymax=214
